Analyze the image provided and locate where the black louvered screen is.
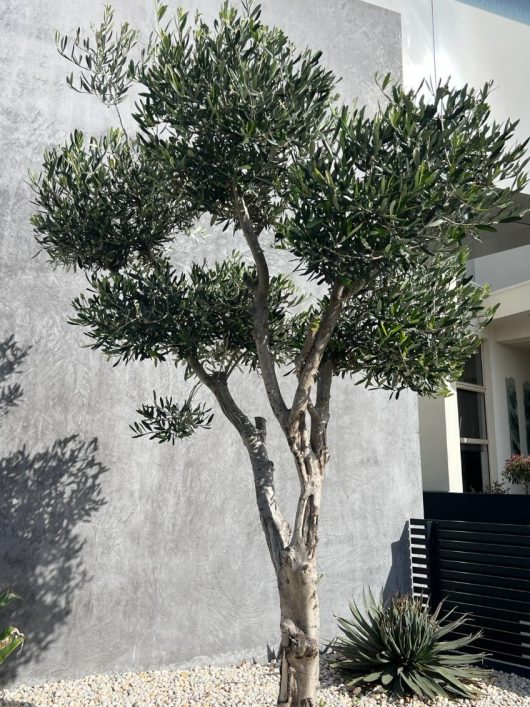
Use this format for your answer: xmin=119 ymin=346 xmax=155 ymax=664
xmin=410 ymin=517 xmax=530 ymax=676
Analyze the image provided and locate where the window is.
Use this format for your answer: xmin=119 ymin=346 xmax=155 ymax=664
xmin=457 ymin=348 xmax=490 ymax=492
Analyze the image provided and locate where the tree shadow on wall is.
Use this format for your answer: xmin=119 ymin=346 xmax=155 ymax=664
xmin=383 ymin=522 xmax=412 ymax=601
xmin=0 ymin=336 xmax=28 ymax=416
xmin=0 ymin=336 xmax=108 ymax=684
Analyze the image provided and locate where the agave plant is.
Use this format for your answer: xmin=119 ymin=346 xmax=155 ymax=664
xmin=331 ymin=592 xmax=485 ymax=701
xmin=0 ymin=589 xmax=24 ymax=665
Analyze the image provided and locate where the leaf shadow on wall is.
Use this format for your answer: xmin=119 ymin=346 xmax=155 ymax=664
xmin=0 ymin=336 xmax=108 ymax=685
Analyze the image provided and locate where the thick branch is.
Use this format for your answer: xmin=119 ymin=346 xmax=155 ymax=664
xmin=289 ymin=411 xmax=322 ymax=554
xmin=187 ymin=358 xmax=254 ymax=440
xmin=289 ymin=283 xmax=347 ymax=430
xmin=187 ymin=357 xmax=290 ymax=570
xmin=289 ymin=360 xmax=332 ymax=554
xmin=289 ymin=473 xmax=321 ymax=558
xmin=233 ymin=189 xmax=289 ymax=429
xmin=310 ymin=359 xmax=333 ymax=461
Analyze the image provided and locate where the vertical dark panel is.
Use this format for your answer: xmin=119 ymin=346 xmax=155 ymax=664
xmin=506 ymin=377 xmax=521 ymax=455
xmin=523 ymin=381 xmax=530 ymax=454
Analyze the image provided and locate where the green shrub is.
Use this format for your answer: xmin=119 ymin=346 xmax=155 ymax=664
xmin=485 ymin=480 xmax=507 ymax=494
xmin=0 ymin=589 xmax=24 ymax=665
xmin=503 ymin=454 xmax=530 ymax=494
xmin=331 ymin=592 xmax=484 ymax=701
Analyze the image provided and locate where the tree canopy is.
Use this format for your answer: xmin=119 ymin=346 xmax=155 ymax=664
xmin=32 ymin=4 xmax=528 ymax=436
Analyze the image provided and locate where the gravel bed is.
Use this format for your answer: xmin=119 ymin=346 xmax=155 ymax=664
xmin=2 ymin=661 xmax=530 ymax=706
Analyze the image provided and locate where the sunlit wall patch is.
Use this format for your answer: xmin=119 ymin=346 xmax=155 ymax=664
xmin=456 ymin=0 xmax=530 ymax=25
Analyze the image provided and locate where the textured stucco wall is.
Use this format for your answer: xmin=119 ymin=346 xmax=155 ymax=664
xmin=0 ymin=0 xmax=423 ymax=686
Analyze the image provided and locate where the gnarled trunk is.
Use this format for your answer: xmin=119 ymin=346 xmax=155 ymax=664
xmin=230 ymin=190 xmax=338 ymax=705
xmin=194 ymin=364 xmax=329 ymax=706
xmin=275 ymin=431 xmax=324 ymax=707
xmin=277 ymin=554 xmax=320 ymax=706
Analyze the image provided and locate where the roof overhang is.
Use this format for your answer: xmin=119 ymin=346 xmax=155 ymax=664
xmin=484 ymin=279 xmax=530 ymax=348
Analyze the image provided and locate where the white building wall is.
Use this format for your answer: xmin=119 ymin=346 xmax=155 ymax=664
xmin=369 ymin=0 xmax=530 ymax=162
xmin=483 ymin=337 xmax=530 ymax=482
xmin=418 ymin=392 xmax=463 ymax=491
xmin=364 ymin=0 xmax=435 ymax=88
xmin=367 ymin=0 xmax=530 ymax=492
xmin=432 ymin=0 xmax=530 ymax=158
xmin=473 ymin=244 xmax=530 ymax=291
xmin=418 ymin=338 xmax=530 ymax=493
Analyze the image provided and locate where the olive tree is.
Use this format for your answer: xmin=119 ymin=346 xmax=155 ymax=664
xmin=31 ymin=3 xmax=527 ymax=704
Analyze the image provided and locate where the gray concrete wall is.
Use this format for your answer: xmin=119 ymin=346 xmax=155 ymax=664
xmin=0 ymin=0 xmax=423 ymax=686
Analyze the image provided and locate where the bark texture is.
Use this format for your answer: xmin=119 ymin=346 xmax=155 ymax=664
xmin=190 ymin=354 xmax=330 ymax=705
xmin=186 ymin=194 xmax=353 ymax=705
xmin=277 ymin=540 xmax=321 ymax=705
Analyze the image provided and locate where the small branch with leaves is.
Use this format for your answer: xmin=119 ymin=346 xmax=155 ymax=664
xmin=131 ymin=386 xmax=214 ymax=444
xmin=55 ymin=5 xmax=140 ymax=108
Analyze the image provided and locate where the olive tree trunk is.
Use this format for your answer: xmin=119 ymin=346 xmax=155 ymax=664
xmin=276 ymin=537 xmax=321 ymax=706
xmin=254 ymin=415 xmax=325 ymax=707
xmin=191 ymin=195 xmax=339 ymax=705
xmin=189 ymin=364 xmax=329 ymax=706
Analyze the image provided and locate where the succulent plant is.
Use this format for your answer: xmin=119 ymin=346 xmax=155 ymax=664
xmin=0 ymin=589 xmax=24 ymax=665
xmin=332 ymin=591 xmax=485 ymax=700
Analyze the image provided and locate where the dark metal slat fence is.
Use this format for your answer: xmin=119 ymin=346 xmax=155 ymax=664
xmin=410 ymin=515 xmax=530 ymax=676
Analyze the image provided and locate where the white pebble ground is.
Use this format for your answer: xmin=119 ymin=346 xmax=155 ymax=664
xmin=2 ymin=662 xmax=530 ymax=706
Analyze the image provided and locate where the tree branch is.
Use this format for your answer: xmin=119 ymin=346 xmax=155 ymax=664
xmin=290 ymin=483 xmax=314 ymax=550
xmin=310 ymin=359 xmax=333 ymax=462
xmin=232 ymin=188 xmax=289 ymax=430
xmin=289 ymin=282 xmax=348 ymax=431
xmin=289 ymin=464 xmax=320 ymax=557
xmin=186 ymin=357 xmax=290 ymax=570
xmin=289 ymin=410 xmax=322 ymax=554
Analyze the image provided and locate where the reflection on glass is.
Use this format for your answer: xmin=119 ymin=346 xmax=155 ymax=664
xmin=460 ymin=444 xmax=489 ymax=493
xmin=458 ymin=389 xmax=487 ymax=439
xmin=506 ymin=377 xmax=521 ymax=455
xmin=523 ymin=381 xmax=530 ymax=455
xmin=461 ymin=350 xmax=483 ymax=386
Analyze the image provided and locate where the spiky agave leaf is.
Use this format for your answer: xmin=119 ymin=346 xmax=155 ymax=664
xmin=0 ymin=589 xmax=20 ymax=610
xmin=0 ymin=626 xmax=24 ymax=665
xmin=0 ymin=589 xmax=24 ymax=665
xmin=331 ymin=591 xmax=485 ymax=700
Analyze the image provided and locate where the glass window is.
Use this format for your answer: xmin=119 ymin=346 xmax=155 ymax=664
xmin=457 ymin=389 xmax=487 ymax=439
xmin=461 ymin=350 xmax=483 ymax=386
xmin=460 ymin=444 xmax=490 ymax=493
xmin=457 ymin=346 xmax=489 ymax=493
